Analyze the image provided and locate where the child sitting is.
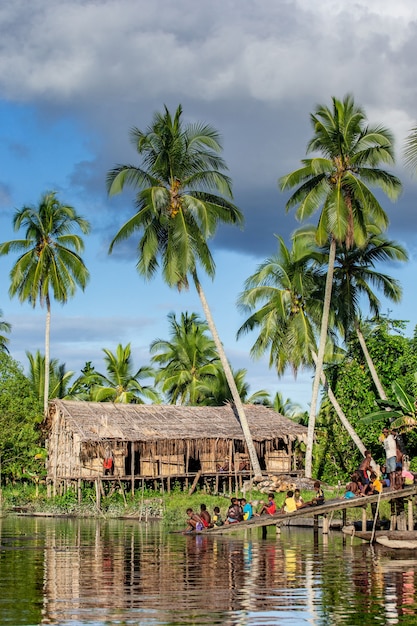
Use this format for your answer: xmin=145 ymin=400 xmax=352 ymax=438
xmin=212 ymin=506 xmax=224 ymax=526
xmin=281 ymin=490 xmax=297 ymax=513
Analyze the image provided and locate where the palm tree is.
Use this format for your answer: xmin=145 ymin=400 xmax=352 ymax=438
xmin=150 ymin=311 xmax=219 ymax=404
xmin=270 ymin=391 xmax=305 ymax=421
xmin=404 ymin=127 xmax=417 ymax=174
xmin=279 ymin=94 xmax=401 ymax=477
xmin=107 ymin=104 xmax=262 ymax=476
xmin=197 ymin=367 xmax=270 ymax=406
xmin=65 ymin=361 xmax=103 ymax=400
xmin=0 ymin=191 xmax=90 ymax=414
xmin=238 ymin=233 xmax=368 ymax=456
xmin=331 ymin=228 xmax=408 ymax=400
xmin=90 ymin=343 xmax=160 ymax=403
xmin=0 ymin=310 xmax=11 ymax=353
xmin=26 ymin=350 xmax=74 ymax=405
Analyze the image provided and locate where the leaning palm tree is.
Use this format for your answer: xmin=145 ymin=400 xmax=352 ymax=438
xmin=301 ymin=224 xmax=408 ymax=400
xmin=238 ymin=232 xmax=368 ymax=457
xmin=90 ymin=343 xmax=160 ymax=404
xmin=0 ymin=192 xmax=90 ymax=414
xmin=331 ymin=228 xmax=408 ymax=400
xmin=0 ymin=309 xmax=11 ymax=353
xmin=279 ymin=94 xmax=401 ymax=477
xmin=107 ymin=105 xmax=262 ymax=476
xmin=150 ymin=311 xmax=220 ymax=405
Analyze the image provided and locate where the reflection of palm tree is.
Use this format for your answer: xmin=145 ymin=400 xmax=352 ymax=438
xmin=107 ymin=105 xmax=262 ymax=475
xmin=0 ymin=191 xmax=90 ymax=414
xmin=91 ymin=344 xmax=160 ymax=404
xmin=150 ymin=311 xmax=219 ymax=404
xmin=279 ymin=95 xmax=401 ymax=477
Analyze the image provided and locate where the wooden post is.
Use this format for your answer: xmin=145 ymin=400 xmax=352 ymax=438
xmin=95 ymin=478 xmax=101 ymax=510
xmin=131 ymin=442 xmax=135 ymax=497
xmin=78 ymin=478 xmax=82 ymax=504
xmin=322 ymin=514 xmax=329 ymax=535
xmin=342 ymin=508 xmax=346 ymax=528
xmin=408 ymin=497 xmax=414 ymax=531
xmin=276 ymin=524 xmax=281 ymax=536
xmin=188 ymin=470 xmax=202 ymax=495
xmin=361 ymin=506 xmax=367 ymax=531
xmin=390 ymin=500 xmax=397 ymax=530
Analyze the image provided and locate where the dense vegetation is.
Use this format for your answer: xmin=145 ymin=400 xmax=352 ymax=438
xmin=2 ymin=95 xmax=417 ymax=503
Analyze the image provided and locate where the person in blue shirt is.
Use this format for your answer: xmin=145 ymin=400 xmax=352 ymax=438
xmin=241 ymin=498 xmax=253 ymax=521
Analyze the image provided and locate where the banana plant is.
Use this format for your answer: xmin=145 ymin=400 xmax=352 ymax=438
xmin=361 ymin=378 xmax=417 ymax=431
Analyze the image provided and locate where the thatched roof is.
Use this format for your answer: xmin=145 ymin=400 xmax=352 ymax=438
xmin=49 ymin=400 xmax=307 ymax=445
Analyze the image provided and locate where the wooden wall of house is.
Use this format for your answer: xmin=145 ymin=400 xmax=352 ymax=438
xmin=265 ymin=449 xmax=291 ymax=473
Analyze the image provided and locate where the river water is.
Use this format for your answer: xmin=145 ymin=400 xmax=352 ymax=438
xmin=1 ymin=515 xmax=417 ymax=625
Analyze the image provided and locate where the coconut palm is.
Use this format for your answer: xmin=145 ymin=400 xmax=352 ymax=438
xmin=107 ymin=104 xmax=262 ymax=475
xmin=0 ymin=192 xmax=90 ymax=414
xmin=331 ymin=228 xmax=408 ymax=399
xmin=89 ymin=343 xmax=160 ymax=404
xmin=0 ymin=310 xmax=11 ymax=353
xmin=197 ymin=366 xmax=270 ymax=406
xmin=404 ymin=127 xmax=417 ymax=175
xmin=150 ymin=311 xmax=220 ymax=404
xmin=238 ymin=233 xmax=368 ymax=456
xmin=26 ymin=350 xmax=74 ymax=406
xmin=279 ymin=94 xmax=401 ymax=477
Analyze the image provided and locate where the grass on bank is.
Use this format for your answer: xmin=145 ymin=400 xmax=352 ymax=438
xmin=0 ymin=481 xmax=394 ymax=529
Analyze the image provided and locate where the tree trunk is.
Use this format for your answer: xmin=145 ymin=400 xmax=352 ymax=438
xmin=355 ymin=319 xmax=388 ymax=401
xmin=305 ymin=237 xmax=336 ymax=478
xmin=311 ymin=351 xmax=367 ymax=455
xmin=193 ymin=273 xmax=263 ymax=478
xmin=44 ymin=294 xmax=51 ymax=416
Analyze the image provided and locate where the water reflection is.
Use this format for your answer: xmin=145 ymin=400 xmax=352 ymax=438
xmin=0 ymin=517 xmax=416 ymax=625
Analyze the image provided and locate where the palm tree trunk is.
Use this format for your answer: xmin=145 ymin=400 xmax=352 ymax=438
xmin=44 ymin=295 xmax=51 ymax=416
xmin=193 ymin=273 xmax=263 ymax=478
xmin=305 ymin=236 xmax=336 ymax=478
xmin=355 ymin=319 xmax=388 ymax=400
xmin=311 ymin=351 xmax=367 ymax=455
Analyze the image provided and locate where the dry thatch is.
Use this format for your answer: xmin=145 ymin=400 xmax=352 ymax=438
xmin=48 ymin=399 xmax=307 ymax=445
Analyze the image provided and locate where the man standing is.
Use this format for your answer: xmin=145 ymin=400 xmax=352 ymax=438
xmin=382 ymin=428 xmax=397 ymax=490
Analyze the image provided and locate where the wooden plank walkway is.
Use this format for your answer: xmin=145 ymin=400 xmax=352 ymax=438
xmin=204 ymin=485 xmax=417 ymax=535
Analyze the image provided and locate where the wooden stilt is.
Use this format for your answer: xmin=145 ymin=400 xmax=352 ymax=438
xmin=390 ymin=500 xmax=397 ymax=530
xmin=322 ymin=514 xmax=329 ymax=535
xmin=408 ymin=497 xmax=414 ymax=531
xmin=361 ymin=506 xmax=367 ymax=531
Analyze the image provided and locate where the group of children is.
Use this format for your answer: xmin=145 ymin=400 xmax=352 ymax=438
xmin=184 ymin=482 xmax=326 ymax=532
xmin=342 ymin=443 xmax=417 ymax=500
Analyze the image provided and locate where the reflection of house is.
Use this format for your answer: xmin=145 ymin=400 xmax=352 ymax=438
xmin=45 ymin=400 xmax=307 ymax=493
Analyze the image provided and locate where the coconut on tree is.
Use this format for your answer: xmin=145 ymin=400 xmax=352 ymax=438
xmin=0 ymin=191 xmax=90 ymax=414
xmin=107 ymin=104 xmax=262 ymax=476
xmin=279 ymin=94 xmax=401 ymax=477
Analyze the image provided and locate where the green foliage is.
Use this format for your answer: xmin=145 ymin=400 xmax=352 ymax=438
xmin=315 ymin=320 xmax=417 ymax=481
xmin=0 ymin=352 xmax=44 ymax=482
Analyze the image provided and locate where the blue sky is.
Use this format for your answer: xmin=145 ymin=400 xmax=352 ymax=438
xmin=1 ymin=0 xmax=417 ymax=409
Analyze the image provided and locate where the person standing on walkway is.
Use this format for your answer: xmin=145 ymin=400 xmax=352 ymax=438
xmin=382 ymin=427 xmax=397 ymax=490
